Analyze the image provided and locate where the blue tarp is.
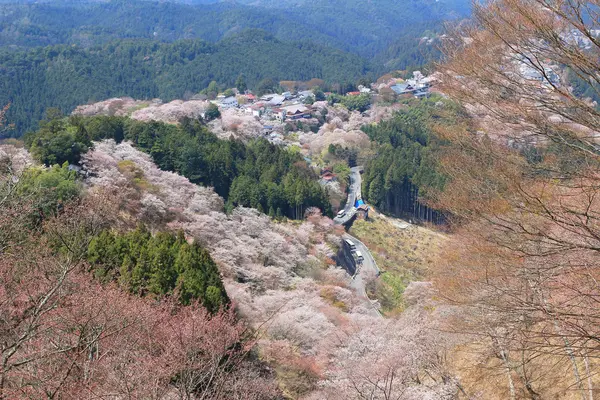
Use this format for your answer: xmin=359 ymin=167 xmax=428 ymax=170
xmin=355 ymin=199 xmax=365 ymax=207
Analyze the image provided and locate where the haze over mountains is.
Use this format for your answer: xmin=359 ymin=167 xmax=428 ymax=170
xmin=0 ymin=0 xmax=469 ymax=135
xmin=0 ymin=0 xmax=469 ymax=56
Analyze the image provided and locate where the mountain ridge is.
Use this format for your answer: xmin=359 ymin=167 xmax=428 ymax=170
xmin=0 ymin=0 xmax=467 ymax=57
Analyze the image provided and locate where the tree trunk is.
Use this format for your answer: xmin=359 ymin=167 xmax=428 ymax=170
xmin=585 ymin=355 xmax=594 ymax=400
xmin=500 ymin=349 xmax=517 ymax=400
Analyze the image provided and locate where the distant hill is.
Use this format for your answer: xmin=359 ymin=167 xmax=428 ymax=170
xmin=0 ymin=0 xmax=469 ymax=56
xmin=373 ymin=27 xmax=445 ymax=72
xmin=0 ymin=2 xmax=342 ymax=49
xmin=0 ymin=31 xmax=371 ymax=136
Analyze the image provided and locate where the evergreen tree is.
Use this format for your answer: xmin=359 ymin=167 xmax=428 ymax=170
xmin=205 ymin=103 xmax=221 ymax=121
xmin=361 ymin=98 xmax=448 ymax=223
xmin=87 ymin=228 xmax=228 ymax=310
xmin=235 ymin=74 xmax=248 ymax=93
xmin=206 ymin=81 xmax=219 ymax=100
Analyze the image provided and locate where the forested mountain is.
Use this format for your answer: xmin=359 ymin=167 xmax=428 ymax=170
xmin=232 ymin=0 xmax=468 ymax=57
xmin=0 ymin=32 xmax=370 ymax=135
xmin=373 ymin=28 xmax=443 ymax=72
xmin=0 ymin=0 xmax=467 ymax=57
xmin=0 ymin=1 xmax=345 ymax=50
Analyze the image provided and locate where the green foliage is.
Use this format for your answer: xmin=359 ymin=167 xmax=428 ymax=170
xmin=362 ymin=98 xmax=448 ymax=222
xmin=236 ymin=74 xmax=248 ymax=93
xmin=17 ymin=162 xmax=80 ymax=223
xmin=25 ymin=111 xmax=92 ymax=166
xmin=327 ymin=91 xmax=373 ymax=113
xmin=313 ymin=88 xmax=326 ymax=101
xmin=332 ymin=163 xmax=351 ymax=183
xmin=256 ymin=78 xmax=279 ymax=96
xmin=326 ymin=144 xmax=358 ymax=166
xmin=205 ymin=81 xmax=219 ymax=100
xmin=87 ymin=227 xmax=228 ymax=312
xmin=205 ymin=103 xmax=221 ymax=121
xmin=82 ymin=115 xmax=126 ymax=143
xmin=341 ymin=93 xmax=371 ymax=112
xmin=327 ymin=93 xmax=343 ymax=106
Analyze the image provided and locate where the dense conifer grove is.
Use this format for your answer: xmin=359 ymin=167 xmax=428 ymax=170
xmin=88 ymin=227 xmax=228 ymax=311
xmin=361 ymin=99 xmax=449 ymax=223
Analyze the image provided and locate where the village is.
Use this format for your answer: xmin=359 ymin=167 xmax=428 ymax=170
xmin=208 ymin=70 xmax=436 ymax=146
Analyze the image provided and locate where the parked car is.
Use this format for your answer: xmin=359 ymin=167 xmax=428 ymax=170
xmin=337 ymin=209 xmax=346 ymax=218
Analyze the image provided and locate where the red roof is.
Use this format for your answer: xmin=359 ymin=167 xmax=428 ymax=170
xmin=246 ymin=94 xmax=256 ymax=100
xmin=347 ymin=91 xmax=361 ymax=96
xmin=322 ymin=172 xmax=335 ymax=180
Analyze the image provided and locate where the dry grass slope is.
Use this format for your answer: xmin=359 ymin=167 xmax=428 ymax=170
xmin=350 ymin=211 xmax=446 ymax=314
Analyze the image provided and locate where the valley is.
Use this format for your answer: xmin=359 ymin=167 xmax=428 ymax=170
xmin=2 ymin=0 xmax=600 ymax=398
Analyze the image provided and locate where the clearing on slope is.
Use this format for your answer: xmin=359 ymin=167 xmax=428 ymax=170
xmin=349 ymin=210 xmax=446 ymax=315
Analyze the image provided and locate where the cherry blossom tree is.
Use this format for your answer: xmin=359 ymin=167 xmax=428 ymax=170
xmin=0 ymin=176 xmax=278 ymax=399
xmin=311 ymin=286 xmax=461 ymax=400
xmin=78 ymin=138 xmax=457 ymax=399
xmin=131 ymin=99 xmax=210 ymax=124
xmin=209 ymin=108 xmax=264 ymax=140
xmin=73 ymin=97 xmax=152 ymax=117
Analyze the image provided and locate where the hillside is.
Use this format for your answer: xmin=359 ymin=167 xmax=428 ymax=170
xmin=233 ymin=0 xmax=468 ymax=56
xmin=0 ymin=122 xmax=460 ymax=397
xmin=4 ymin=0 xmax=600 ymax=397
xmin=0 ymin=2 xmax=344 ymax=50
xmin=0 ymin=0 xmax=467 ymax=57
xmin=0 ymin=32 xmax=370 ymax=136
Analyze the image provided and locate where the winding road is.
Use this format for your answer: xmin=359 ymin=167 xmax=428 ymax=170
xmin=333 ymin=166 xmax=362 ymax=225
xmin=334 ymin=167 xmax=382 ymax=317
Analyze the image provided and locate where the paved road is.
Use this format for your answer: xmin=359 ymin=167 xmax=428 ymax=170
xmin=333 ymin=166 xmax=362 ymax=225
xmin=333 ymin=167 xmax=382 ymax=317
xmin=344 ymin=233 xmax=382 ymax=318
